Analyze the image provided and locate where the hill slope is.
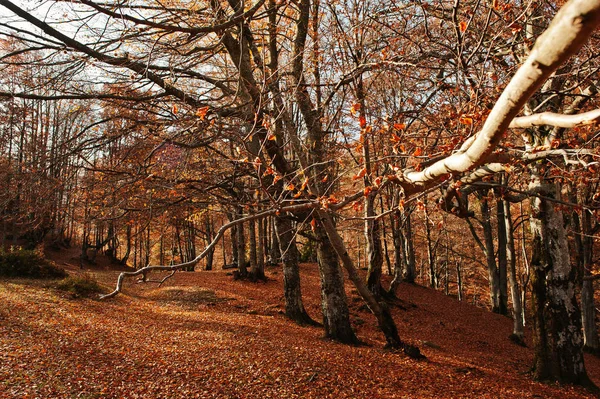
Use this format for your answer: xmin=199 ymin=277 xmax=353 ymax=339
xmin=1 ymin=254 xmax=598 ymax=398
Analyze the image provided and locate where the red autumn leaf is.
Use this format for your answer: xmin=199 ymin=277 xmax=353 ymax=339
xmin=196 ymin=106 xmax=209 ymax=120
xmin=459 ymin=115 xmax=473 ymax=125
xmin=390 ymin=133 xmax=402 ymax=143
xmin=300 ymin=178 xmax=309 ymax=191
xmin=263 ymin=166 xmax=274 ymax=176
xmin=359 ymin=115 xmax=367 ymax=128
xmin=353 ymin=167 xmax=367 ymax=180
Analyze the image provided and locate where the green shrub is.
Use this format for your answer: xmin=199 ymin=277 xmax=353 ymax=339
xmin=0 ymin=249 xmax=67 ymax=279
xmin=55 ymin=274 xmax=102 ymax=298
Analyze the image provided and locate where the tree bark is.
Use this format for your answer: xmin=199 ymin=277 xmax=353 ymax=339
xmin=319 ymin=212 xmax=422 ymax=357
xmin=504 ymin=198 xmax=524 ymax=342
xmin=365 ymin=194 xmax=384 ymax=298
xmin=313 ymin=218 xmax=358 ymax=344
xmin=424 ymin=200 xmax=436 ymax=288
xmin=574 ymin=204 xmax=600 ymax=353
xmin=496 ymin=194 xmax=509 ymax=316
xmin=235 ymin=208 xmax=247 ymax=278
xmin=275 ymin=215 xmax=315 ymax=325
xmin=529 ymin=172 xmax=590 ymax=385
xmin=479 ymin=195 xmax=503 ymax=314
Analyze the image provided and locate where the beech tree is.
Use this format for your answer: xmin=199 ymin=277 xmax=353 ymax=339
xmin=1 ymin=0 xmax=599 ymax=386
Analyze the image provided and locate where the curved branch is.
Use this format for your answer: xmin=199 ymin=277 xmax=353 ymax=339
xmin=399 ymin=0 xmax=600 ymax=194
xmin=78 ymin=0 xmax=266 ymax=35
xmin=509 ymin=108 xmax=600 ymax=128
xmin=99 ymin=201 xmax=318 ymax=299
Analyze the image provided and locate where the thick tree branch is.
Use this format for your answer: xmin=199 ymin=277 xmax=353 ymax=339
xmin=99 ymin=201 xmax=318 ymax=299
xmin=509 ymin=108 xmax=600 ymax=128
xmin=399 ymin=0 xmax=600 ymax=193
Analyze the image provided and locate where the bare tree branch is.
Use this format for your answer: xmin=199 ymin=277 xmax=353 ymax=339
xmin=99 ymin=202 xmax=318 ymax=299
xmin=510 ymin=108 xmax=600 ymax=128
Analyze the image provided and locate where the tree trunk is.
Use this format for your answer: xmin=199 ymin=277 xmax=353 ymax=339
xmin=313 ymin=218 xmax=358 ymax=344
xmin=480 ymin=196 xmax=503 ymax=313
xmin=496 ymin=196 xmax=509 ymax=316
xmin=231 ymin=223 xmax=238 ymax=266
xmin=269 ymin=216 xmax=281 ymax=265
xmin=504 ymin=198 xmax=524 ymax=343
xmin=424 ymin=200 xmax=436 ymax=288
xmin=235 ymin=209 xmax=247 ymax=278
xmin=319 ymin=212 xmax=422 ymax=357
xmin=575 ymin=205 xmax=600 ymax=353
xmin=365 ymin=194 xmax=384 ymax=298
xmin=529 ymin=172 xmax=590 ymax=385
xmin=403 ymin=209 xmax=416 ymax=283
xmin=388 ymin=210 xmax=407 ymax=295
xmin=204 ymin=215 xmax=214 ymax=271
xmin=275 ymin=215 xmax=315 ymax=325
xmin=257 ymin=215 xmax=265 ymax=273
xmin=248 ymin=217 xmax=264 ymax=280
xmin=120 ymin=224 xmax=131 ymax=266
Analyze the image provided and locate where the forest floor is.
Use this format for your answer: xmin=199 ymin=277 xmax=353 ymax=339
xmin=1 ymin=248 xmax=599 ymax=399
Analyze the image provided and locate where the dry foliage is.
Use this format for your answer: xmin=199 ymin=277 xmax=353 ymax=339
xmin=0 ymin=251 xmax=598 ymax=398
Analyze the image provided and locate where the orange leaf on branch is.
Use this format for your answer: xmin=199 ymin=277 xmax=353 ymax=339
xmin=300 ymin=178 xmax=309 ymax=191
xmin=263 ymin=166 xmax=274 ymax=176
xmin=459 ymin=115 xmax=473 ymax=125
xmin=359 ymin=115 xmax=367 ymax=128
xmin=196 ymin=106 xmax=209 ymax=120
xmin=353 ymin=167 xmax=367 ymax=180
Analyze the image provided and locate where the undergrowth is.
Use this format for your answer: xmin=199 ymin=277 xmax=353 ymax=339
xmin=0 ymin=249 xmax=67 ymax=279
xmin=55 ymin=274 xmax=103 ymax=298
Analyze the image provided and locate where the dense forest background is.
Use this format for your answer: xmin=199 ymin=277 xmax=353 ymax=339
xmin=1 ymin=0 xmax=600 ymax=393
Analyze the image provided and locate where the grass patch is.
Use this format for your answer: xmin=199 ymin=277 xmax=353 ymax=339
xmin=55 ymin=274 xmax=103 ymax=298
xmin=0 ymin=250 xmax=67 ymax=279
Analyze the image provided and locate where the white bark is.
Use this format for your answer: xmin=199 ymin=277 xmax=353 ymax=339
xmin=400 ymin=0 xmax=600 ymax=192
xmin=510 ymin=108 xmax=600 ymax=128
xmin=99 ymin=202 xmax=318 ymax=299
